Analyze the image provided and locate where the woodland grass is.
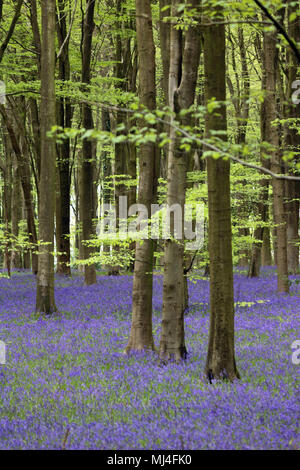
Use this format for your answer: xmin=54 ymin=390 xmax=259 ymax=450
xmin=0 ymin=268 xmax=299 ymax=449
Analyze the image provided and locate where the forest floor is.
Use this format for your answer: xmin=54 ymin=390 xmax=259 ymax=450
xmin=0 ymin=268 xmax=299 ymax=449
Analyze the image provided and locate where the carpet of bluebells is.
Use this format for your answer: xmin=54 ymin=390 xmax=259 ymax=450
xmin=0 ymin=268 xmax=299 ymax=450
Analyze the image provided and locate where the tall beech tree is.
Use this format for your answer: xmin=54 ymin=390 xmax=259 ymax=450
xmin=284 ymin=2 xmax=300 ymax=274
xmin=125 ymin=0 xmax=158 ymax=353
xmin=203 ymin=5 xmax=240 ymax=381
xmin=56 ymin=0 xmax=72 ymax=276
xmin=159 ymin=0 xmax=201 ymax=361
xmin=1 ymin=132 xmax=12 ymax=276
xmin=11 ymin=156 xmax=22 ymax=268
xmin=228 ymin=28 xmax=251 ymax=267
xmin=264 ymin=27 xmax=289 ymax=293
xmin=36 ymin=0 xmax=57 ymax=313
xmin=80 ymin=0 xmax=97 ymax=285
xmin=248 ymin=37 xmax=270 ymax=279
xmin=109 ymin=0 xmax=137 ymax=276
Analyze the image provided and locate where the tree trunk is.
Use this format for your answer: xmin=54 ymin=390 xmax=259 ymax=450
xmin=204 ymin=7 xmax=240 ymax=381
xmin=159 ymin=0 xmax=201 ymax=362
xmin=264 ymin=29 xmax=289 ymax=293
xmin=11 ymin=157 xmax=22 ymax=269
xmin=262 ymin=227 xmax=273 ymax=266
xmin=110 ymin=1 xmax=137 ymax=275
xmin=22 ymin=192 xmax=31 ymax=269
xmin=56 ymin=0 xmax=72 ymax=276
xmin=125 ymin=0 xmax=158 ymax=353
xmin=249 ymin=42 xmax=270 ymax=278
xmin=284 ymin=3 xmax=300 ymax=273
xmin=80 ymin=0 xmax=97 ymax=285
xmin=36 ymin=0 xmax=57 ymax=313
xmin=2 ymin=133 xmax=12 ymax=276
xmin=158 ymin=0 xmax=171 ymax=180
xmin=228 ymin=28 xmax=251 ymax=267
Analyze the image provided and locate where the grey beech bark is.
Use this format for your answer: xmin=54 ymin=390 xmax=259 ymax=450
xmin=249 ymin=42 xmax=270 ymax=278
xmin=204 ymin=6 xmax=240 ymax=381
xmin=80 ymin=0 xmax=97 ymax=285
xmin=56 ymin=0 xmax=72 ymax=276
xmin=125 ymin=0 xmax=158 ymax=353
xmin=284 ymin=2 xmax=300 ymax=274
xmin=159 ymin=0 xmax=201 ymax=362
xmin=36 ymin=0 xmax=57 ymax=313
xmin=264 ymin=28 xmax=289 ymax=293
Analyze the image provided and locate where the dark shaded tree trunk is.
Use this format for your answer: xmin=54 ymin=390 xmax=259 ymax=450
xmin=101 ymin=109 xmax=113 ymax=270
xmin=262 ymin=227 xmax=273 ymax=266
xmin=204 ymin=6 xmax=240 ymax=381
xmin=110 ymin=0 xmax=138 ymax=275
xmin=55 ymin=0 xmax=72 ymax=276
xmin=248 ymin=42 xmax=270 ymax=278
xmin=2 ymin=133 xmax=12 ymax=276
xmin=0 ymin=105 xmax=38 ymax=274
xmin=11 ymin=157 xmax=22 ymax=269
xmin=80 ymin=0 xmax=97 ymax=285
xmin=228 ymin=28 xmax=251 ymax=267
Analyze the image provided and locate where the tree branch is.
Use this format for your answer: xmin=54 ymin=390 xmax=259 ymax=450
xmin=168 ymin=119 xmax=300 ymax=182
xmin=253 ymin=0 xmax=300 ymax=63
xmin=4 ymin=89 xmax=300 ymax=182
xmin=0 ymin=0 xmax=24 ymax=63
xmin=57 ymin=0 xmax=78 ymax=60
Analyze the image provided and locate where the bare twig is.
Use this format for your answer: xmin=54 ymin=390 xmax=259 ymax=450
xmin=184 ymin=250 xmax=199 ymax=275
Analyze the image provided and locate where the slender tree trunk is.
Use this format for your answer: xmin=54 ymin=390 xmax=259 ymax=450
xmin=284 ymin=3 xmax=300 ymax=273
xmin=285 ymin=180 xmax=299 ymax=273
xmin=2 ymin=134 xmax=12 ymax=276
xmin=56 ymin=0 xmax=71 ymax=276
xmin=228 ymin=28 xmax=251 ymax=267
xmin=110 ymin=1 xmax=137 ymax=275
xmin=204 ymin=7 xmax=240 ymax=381
xmin=11 ymin=157 xmax=22 ymax=269
xmin=249 ymin=43 xmax=270 ymax=278
xmin=21 ymin=196 xmax=31 ymax=269
xmin=100 ymin=109 xmax=113 ymax=270
xmin=73 ymin=165 xmax=81 ymax=264
xmin=158 ymin=0 xmax=171 ymax=180
xmin=159 ymin=0 xmax=201 ymax=362
xmin=264 ymin=29 xmax=289 ymax=293
xmin=125 ymin=0 xmax=158 ymax=352
xmin=80 ymin=0 xmax=97 ymax=285
xmin=248 ymin=173 xmax=269 ymax=278
xmin=36 ymin=0 xmax=57 ymax=313
xmin=28 ymin=0 xmax=42 ymax=181
xmin=262 ymin=227 xmax=273 ymax=266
